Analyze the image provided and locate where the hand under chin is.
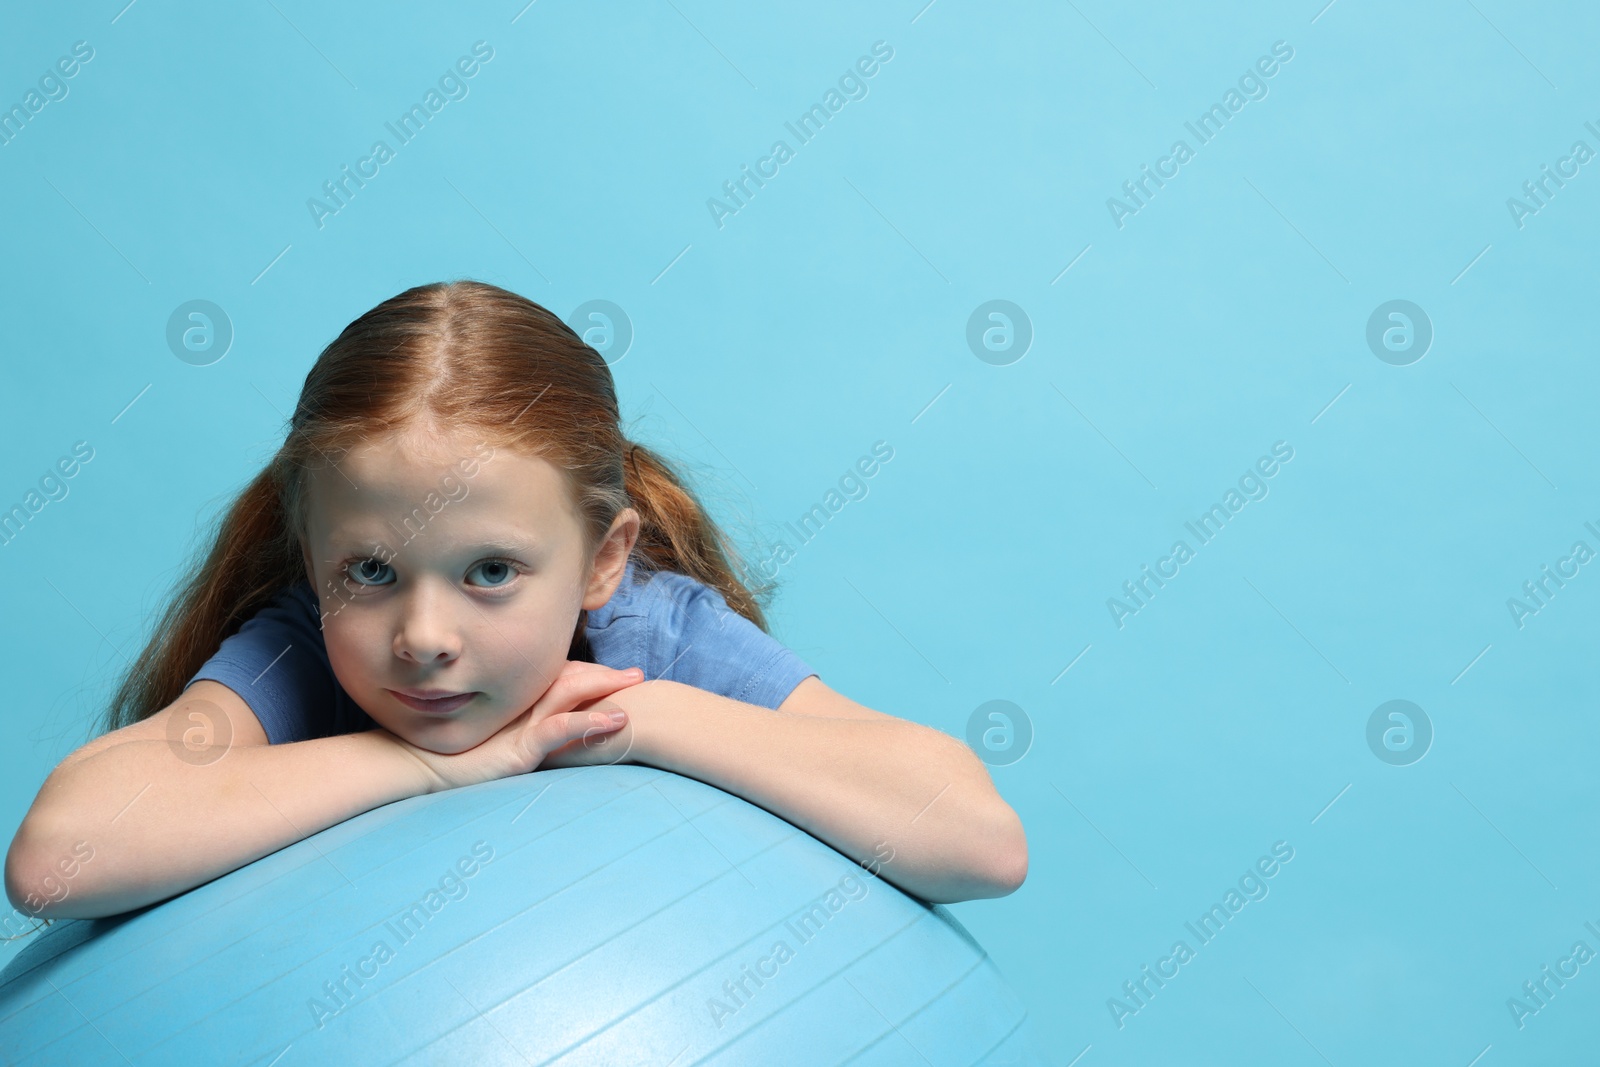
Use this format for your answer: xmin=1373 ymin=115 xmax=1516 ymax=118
xmin=538 ymin=716 xmax=636 ymax=770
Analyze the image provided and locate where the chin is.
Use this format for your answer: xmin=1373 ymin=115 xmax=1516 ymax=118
xmin=404 ymin=729 xmax=486 ymax=756
xmin=382 ymin=717 xmax=492 ymax=756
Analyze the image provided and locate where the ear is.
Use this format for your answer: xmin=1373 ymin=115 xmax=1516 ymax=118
xmin=583 ymin=508 xmax=641 ymax=610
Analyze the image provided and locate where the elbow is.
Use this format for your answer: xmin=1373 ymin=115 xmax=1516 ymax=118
xmin=976 ymin=802 xmax=1029 ymax=898
xmin=950 ymin=741 xmax=1028 ymax=899
xmin=998 ymin=843 xmax=1028 ymax=895
xmin=914 ymin=840 xmax=1026 ymax=905
xmin=916 ymin=793 xmax=1028 ymax=904
xmin=4 ymin=828 xmax=48 ymax=922
xmin=4 ymin=822 xmax=101 ymax=922
xmin=953 ymin=751 xmax=1030 ymax=902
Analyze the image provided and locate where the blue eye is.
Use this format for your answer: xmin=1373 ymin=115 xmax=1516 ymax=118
xmin=342 ymin=558 xmax=393 ymax=587
xmin=467 ymin=558 xmax=519 ymax=587
xmin=337 ymin=557 xmax=520 ymax=590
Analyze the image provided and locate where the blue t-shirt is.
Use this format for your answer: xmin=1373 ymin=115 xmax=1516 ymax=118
xmin=185 ymin=558 xmax=817 ymax=745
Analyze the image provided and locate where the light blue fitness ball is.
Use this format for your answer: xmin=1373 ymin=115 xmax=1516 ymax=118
xmin=0 ymin=764 xmax=1044 ymax=1065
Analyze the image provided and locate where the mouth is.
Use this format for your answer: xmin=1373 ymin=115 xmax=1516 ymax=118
xmin=387 ymin=689 xmax=476 ymax=714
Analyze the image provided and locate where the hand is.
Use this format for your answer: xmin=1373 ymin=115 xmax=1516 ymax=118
xmin=388 ymin=660 xmax=645 ymax=793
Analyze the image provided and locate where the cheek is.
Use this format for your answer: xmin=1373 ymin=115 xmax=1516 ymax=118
xmin=484 ymin=630 xmax=561 ymax=699
xmin=504 ymin=593 xmax=582 ymax=660
xmin=487 ymin=615 xmax=576 ymax=709
xmin=322 ymin=615 xmax=383 ymax=687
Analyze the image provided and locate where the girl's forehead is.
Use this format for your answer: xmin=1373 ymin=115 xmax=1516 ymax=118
xmin=301 ymin=438 xmax=576 ymax=541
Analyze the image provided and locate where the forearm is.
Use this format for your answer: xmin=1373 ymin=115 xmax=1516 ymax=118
xmin=5 ymin=730 xmax=432 ymax=920
xmin=613 ymin=681 xmax=1025 ymax=904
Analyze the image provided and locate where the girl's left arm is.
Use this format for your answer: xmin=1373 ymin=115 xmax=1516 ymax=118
xmin=542 ymin=677 xmax=1027 ymax=905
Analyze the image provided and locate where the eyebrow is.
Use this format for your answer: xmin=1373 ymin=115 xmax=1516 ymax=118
xmin=324 ymin=532 xmax=542 ymax=557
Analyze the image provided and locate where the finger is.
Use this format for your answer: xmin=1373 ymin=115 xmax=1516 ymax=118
xmin=552 ymin=667 xmax=644 ymax=702
xmin=534 ymin=703 xmax=626 ymax=751
xmin=560 ymin=659 xmax=613 ymax=674
xmin=563 ymin=659 xmax=640 ymax=674
xmin=561 ymin=704 xmax=635 ymax=765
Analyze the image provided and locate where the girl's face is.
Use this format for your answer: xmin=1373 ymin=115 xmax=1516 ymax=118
xmin=297 ymin=423 xmax=638 ymax=754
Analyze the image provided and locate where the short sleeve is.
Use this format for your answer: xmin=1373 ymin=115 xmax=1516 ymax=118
xmin=645 ymin=571 xmax=817 ymax=709
xmin=185 ymin=582 xmax=350 ymax=745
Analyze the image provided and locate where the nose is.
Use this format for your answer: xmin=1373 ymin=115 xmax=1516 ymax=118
xmin=392 ymin=579 xmax=463 ymax=665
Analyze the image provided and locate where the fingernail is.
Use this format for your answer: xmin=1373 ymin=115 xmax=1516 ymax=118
xmin=608 ymin=710 xmax=627 ymax=723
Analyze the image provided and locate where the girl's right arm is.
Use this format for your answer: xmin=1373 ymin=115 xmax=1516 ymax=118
xmin=3 ymin=680 xmax=435 ymax=921
xmin=4 ymin=665 xmax=636 ymax=921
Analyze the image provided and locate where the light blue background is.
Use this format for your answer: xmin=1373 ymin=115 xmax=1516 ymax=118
xmin=3 ymin=1 xmax=1597 ymax=1063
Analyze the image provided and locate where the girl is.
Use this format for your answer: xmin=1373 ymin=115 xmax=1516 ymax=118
xmin=3 ymin=280 xmax=1027 ymax=927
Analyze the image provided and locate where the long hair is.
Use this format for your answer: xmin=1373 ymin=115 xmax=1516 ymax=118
xmin=99 ymin=280 xmax=775 ymax=736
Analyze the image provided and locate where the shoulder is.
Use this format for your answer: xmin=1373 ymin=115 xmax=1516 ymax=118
xmin=625 ymin=562 xmax=818 ymax=710
xmin=612 ymin=561 xmax=745 ymax=648
xmin=230 ymin=579 xmax=324 ymax=635
xmin=205 ymin=577 xmax=323 ymax=653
